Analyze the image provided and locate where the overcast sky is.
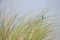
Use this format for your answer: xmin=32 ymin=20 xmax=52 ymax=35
xmin=0 ymin=0 xmax=60 ymax=40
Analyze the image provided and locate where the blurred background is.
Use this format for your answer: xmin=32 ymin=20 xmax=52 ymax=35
xmin=0 ymin=0 xmax=60 ymax=40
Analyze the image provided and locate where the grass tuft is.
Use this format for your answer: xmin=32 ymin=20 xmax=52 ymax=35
xmin=0 ymin=9 xmax=54 ymax=40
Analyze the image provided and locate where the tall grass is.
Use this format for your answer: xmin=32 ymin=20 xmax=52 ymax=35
xmin=0 ymin=9 xmax=54 ymax=40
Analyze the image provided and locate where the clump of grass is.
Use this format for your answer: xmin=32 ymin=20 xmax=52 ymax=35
xmin=0 ymin=9 xmax=54 ymax=40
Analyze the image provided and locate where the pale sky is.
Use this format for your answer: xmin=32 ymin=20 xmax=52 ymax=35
xmin=0 ymin=0 xmax=60 ymax=40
